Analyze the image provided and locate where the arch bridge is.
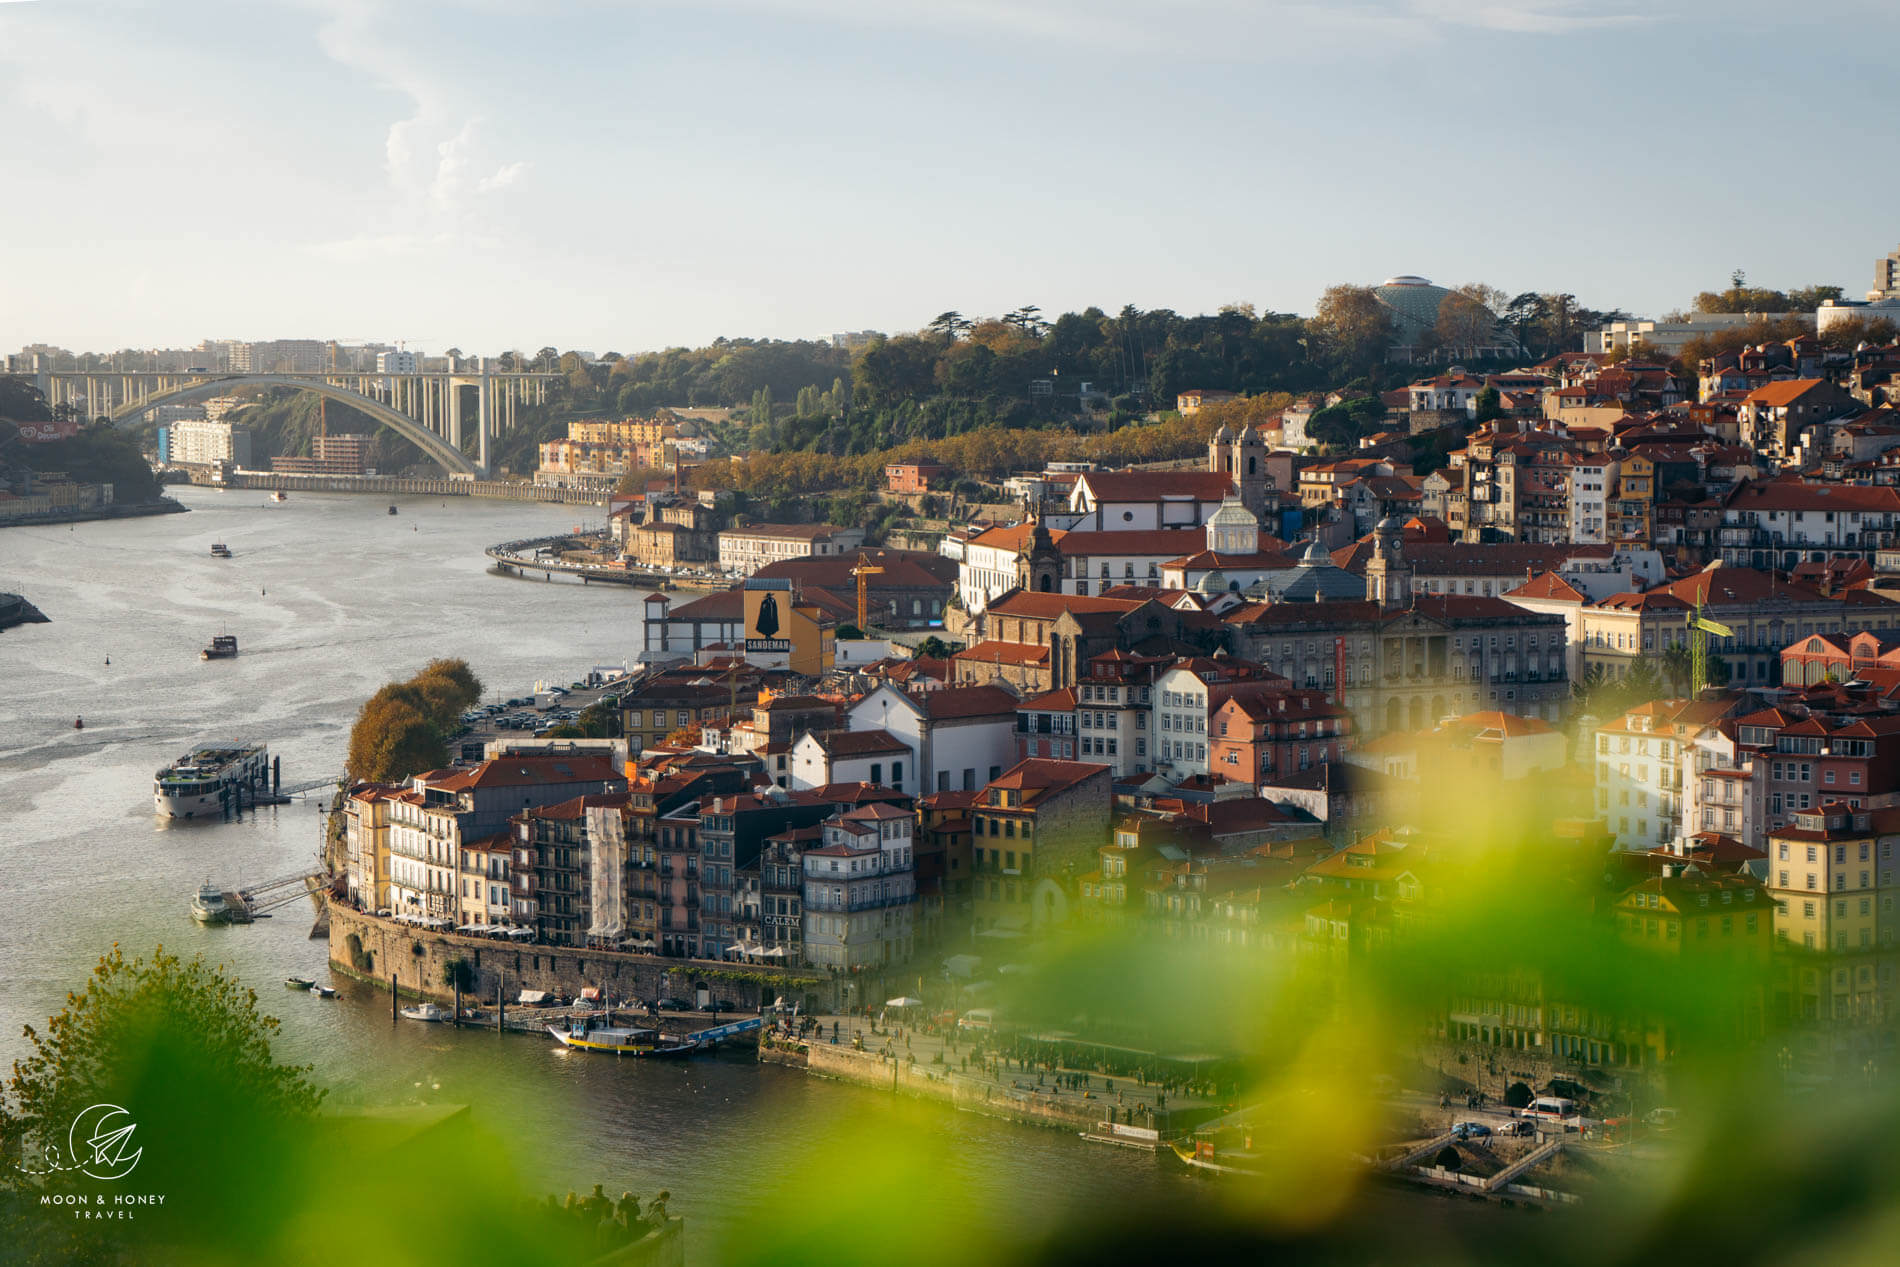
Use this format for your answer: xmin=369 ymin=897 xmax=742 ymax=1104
xmin=37 ymin=367 xmax=562 ymax=478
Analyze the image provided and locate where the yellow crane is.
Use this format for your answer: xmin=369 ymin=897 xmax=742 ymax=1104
xmin=853 ymin=555 xmax=885 ymax=633
xmin=1690 ymin=596 xmax=1734 ymax=696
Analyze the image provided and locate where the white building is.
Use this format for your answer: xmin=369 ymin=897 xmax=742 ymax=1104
xmin=1594 ymin=699 xmax=1729 ymax=852
xmin=800 ymin=805 xmax=915 ymax=969
xmin=162 ymin=418 xmax=252 ymax=467
xmin=717 ymin=523 xmax=866 ymax=577
xmin=1066 ymin=470 xmax=1234 ymax=531
xmin=1569 ymin=453 xmax=1614 ymax=545
xmin=376 ymin=349 xmax=419 ymax=373
xmin=847 ymin=683 xmax=1018 ymax=794
xmin=789 ymin=729 xmax=914 ymax=793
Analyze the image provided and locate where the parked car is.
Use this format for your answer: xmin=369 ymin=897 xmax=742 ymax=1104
xmin=707 ymin=1000 xmax=736 ymax=1013
xmin=1644 ymin=1107 xmax=1680 ymax=1132
xmin=1451 ymin=1121 xmax=1491 ymax=1140
xmin=655 ymin=997 xmax=691 ymax=1011
xmin=1497 ymin=1119 xmax=1536 ymax=1137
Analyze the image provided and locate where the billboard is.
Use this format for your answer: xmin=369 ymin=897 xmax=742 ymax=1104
xmin=14 ymin=419 xmax=80 ymax=443
xmin=743 ymin=579 xmax=793 ymax=653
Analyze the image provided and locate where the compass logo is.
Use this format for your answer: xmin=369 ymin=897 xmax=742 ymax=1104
xmin=68 ymin=1105 xmax=142 ymax=1181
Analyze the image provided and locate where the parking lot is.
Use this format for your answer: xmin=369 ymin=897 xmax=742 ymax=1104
xmin=455 ymin=670 xmax=633 ymax=754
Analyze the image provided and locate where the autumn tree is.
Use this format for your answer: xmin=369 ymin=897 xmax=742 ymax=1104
xmin=1312 ymin=284 xmax=1393 ymax=371
xmin=1431 ymin=289 xmax=1502 ymax=357
xmin=345 ymin=659 xmax=481 ymax=783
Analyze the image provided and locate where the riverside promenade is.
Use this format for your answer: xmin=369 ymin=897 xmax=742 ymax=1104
xmin=763 ymin=1012 xmax=1231 ymax=1142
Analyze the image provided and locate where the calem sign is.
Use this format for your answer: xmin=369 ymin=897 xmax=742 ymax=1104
xmin=15 ymin=420 xmax=81 ymax=443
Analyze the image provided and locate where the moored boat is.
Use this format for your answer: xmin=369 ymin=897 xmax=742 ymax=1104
xmin=271 ymin=491 xmax=288 ymax=503
xmin=201 ymin=634 xmax=238 ymax=660
xmin=153 ymin=740 xmax=269 ymax=818
xmin=387 ymin=505 xmax=398 ymax=515
xmin=285 ymin=976 xmax=315 ymax=990
xmin=210 ymin=542 xmax=232 ymax=557
xmin=310 ymin=984 xmax=337 ymax=999
xmin=400 ymin=1002 xmax=449 ymax=1023
xmin=547 ymin=1017 xmax=697 ymax=1057
xmin=190 ymin=879 xmax=230 ymax=925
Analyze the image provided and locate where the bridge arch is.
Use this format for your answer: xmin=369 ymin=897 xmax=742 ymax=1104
xmin=108 ymin=374 xmax=479 ymax=477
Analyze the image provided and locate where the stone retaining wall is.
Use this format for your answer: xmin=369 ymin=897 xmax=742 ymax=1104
xmin=328 ymin=903 xmax=837 ymax=1012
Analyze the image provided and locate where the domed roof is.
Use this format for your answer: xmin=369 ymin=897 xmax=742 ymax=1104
xmin=1370 ymin=275 xmax=1498 ymax=350
xmin=1212 ymin=422 xmax=1235 ymax=441
xmin=1376 ymin=514 xmax=1405 ymax=534
xmin=1207 ymin=495 xmax=1257 ymax=528
xmin=1299 ymin=537 xmax=1331 ymax=565
xmin=1195 ymin=569 xmax=1227 ymax=595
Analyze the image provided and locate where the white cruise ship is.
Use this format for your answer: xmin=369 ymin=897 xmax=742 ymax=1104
xmin=153 ymin=742 xmax=270 ymax=819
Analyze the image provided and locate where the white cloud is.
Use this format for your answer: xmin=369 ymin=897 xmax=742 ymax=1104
xmin=305 ymin=0 xmax=527 ymax=258
xmin=479 ymin=161 xmax=529 ymax=193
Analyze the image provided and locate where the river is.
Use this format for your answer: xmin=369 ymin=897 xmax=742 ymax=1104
xmin=0 ymin=486 xmax=1222 ymax=1259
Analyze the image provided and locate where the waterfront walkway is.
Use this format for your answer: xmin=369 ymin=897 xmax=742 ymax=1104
xmin=797 ymin=1012 xmax=1228 ymax=1135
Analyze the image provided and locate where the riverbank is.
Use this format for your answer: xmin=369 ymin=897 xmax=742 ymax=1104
xmin=180 ymin=466 xmax=605 ymax=505
xmin=488 ymin=534 xmax=728 ymax=590
xmin=0 ymin=496 xmax=188 ymax=530
xmin=327 ymin=903 xmax=842 ymax=1014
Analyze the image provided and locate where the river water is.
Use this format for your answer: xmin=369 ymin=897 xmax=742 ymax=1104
xmin=0 ymin=486 xmax=1222 ymax=1259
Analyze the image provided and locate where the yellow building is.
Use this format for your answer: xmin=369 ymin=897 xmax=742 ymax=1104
xmin=344 ymin=784 xmax=398 ymax=910
xmin=1767 ymin=804 xmax=1898 ymax=955
xmin=1614 ymin=865 xmax=1771 ymax=958
xmin=1608 ymin=452 xmax=1653 ymax=545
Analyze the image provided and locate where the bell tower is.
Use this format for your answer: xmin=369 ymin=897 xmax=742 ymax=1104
xmin=1015 ymin=504 xmax=1063 ymax=594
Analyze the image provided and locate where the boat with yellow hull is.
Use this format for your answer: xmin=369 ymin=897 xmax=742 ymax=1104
xmin=547 ymin=1018 xmax=696 ymax=1058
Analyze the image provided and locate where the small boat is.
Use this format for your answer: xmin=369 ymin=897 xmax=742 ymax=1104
xmin=400 ymin=1002 xmax=449 ymax=1023
xmin=387 ymin=505 xmax=398 ymax=516
xmin=271 ymin=491 xmax=288 ymax=503
xmin=210 ymin=543 xmax=232 ymax=558
xmin=310 ymin=984 xmax=337 ymax=999
xmin=201 ymin=634 xmax=238 ymax=660
xmin=190 ymin=879 xmax=230 ymax=925
xmin=73 ymin=717 xmax=84 ymax=730
xmin=547 ymin=1017 xmax=697 ymax=1058
xmin=285 ymin=976 xmax=315 ymax=990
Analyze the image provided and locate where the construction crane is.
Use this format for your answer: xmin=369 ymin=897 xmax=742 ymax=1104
xmin=852 ymin=554 xmax=885 ymax=633
xmin=1690 ymin=596 xmax=1734 ymax=696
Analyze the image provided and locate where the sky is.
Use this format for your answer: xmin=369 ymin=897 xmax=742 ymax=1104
xmin=2 ymin=0 xmax=1897 ymax=357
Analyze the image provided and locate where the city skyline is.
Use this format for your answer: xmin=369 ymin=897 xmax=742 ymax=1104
xmin=4 ymin=0 xmax=1898 ymax=355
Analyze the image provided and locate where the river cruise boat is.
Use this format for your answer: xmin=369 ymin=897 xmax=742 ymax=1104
xmin=202 ymin=634 xmax=238 ymax=660
xmin=190 ymin=880 xmax=231 ymax=924
xmin=547 ymin=1016 xmax=697 ymax=1058
xmin=152 ymin=741 xmax=269 ymax=818
xmin=210 ymin=542 xmax=232 ymax=558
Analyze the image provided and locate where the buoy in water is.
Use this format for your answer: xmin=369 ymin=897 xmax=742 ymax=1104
xmin=73 ymin=717 xmax=84 ymax=730
xmin=104 ymin=656 xmax=110 ymax=665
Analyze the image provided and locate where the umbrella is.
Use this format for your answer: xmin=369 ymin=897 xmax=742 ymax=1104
xmin=885 ymin=996 xmax=924 ymax=1008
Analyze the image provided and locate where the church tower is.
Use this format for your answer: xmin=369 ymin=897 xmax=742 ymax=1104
xmin=1367 ymin=515 xmax=1413 ymax=609
xmin=1015 ymin=505 xmax=1063 ymax=594
xmin=1234 ymin=423 xmax=1268 ymax=517
xmin=1207 ymin=423 xmax=1236 ymax=482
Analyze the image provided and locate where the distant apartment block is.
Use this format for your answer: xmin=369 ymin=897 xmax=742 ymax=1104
xmin=376 ymin=349 xmax=419 ymax=373
xmin=160 ymin=418 xmax=252 ymax=467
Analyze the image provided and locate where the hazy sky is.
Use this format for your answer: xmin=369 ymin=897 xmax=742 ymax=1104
xmin=3 ymin=0 xmax=1897 ymax=356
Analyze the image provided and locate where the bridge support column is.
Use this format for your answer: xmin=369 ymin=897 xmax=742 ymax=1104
xmin=477 ymin=374 xmax=491 ymax=476
xmin=447 ymin=380 xmax=463 ymax=452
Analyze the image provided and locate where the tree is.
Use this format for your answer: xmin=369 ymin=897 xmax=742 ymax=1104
xmin=0 ymin=946 xmax=323 ymax=1182
xmin=1432 ymin=290 xmax=1500 ymax=357
xmin=1311 ymin=285 xmax=1393 ymax=371
xmin=1786 ymin=284 xmax=1845 ymax=312
xmin=345 ymin=660 xmax=480 ymax=782
xmin=1471 ymin=386 xmax=1503 ymax=424
xmin=536 ymin=346 xmax=560 ymax=372
xmin=1661 ymin=642 xmax=1695 ymax=697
